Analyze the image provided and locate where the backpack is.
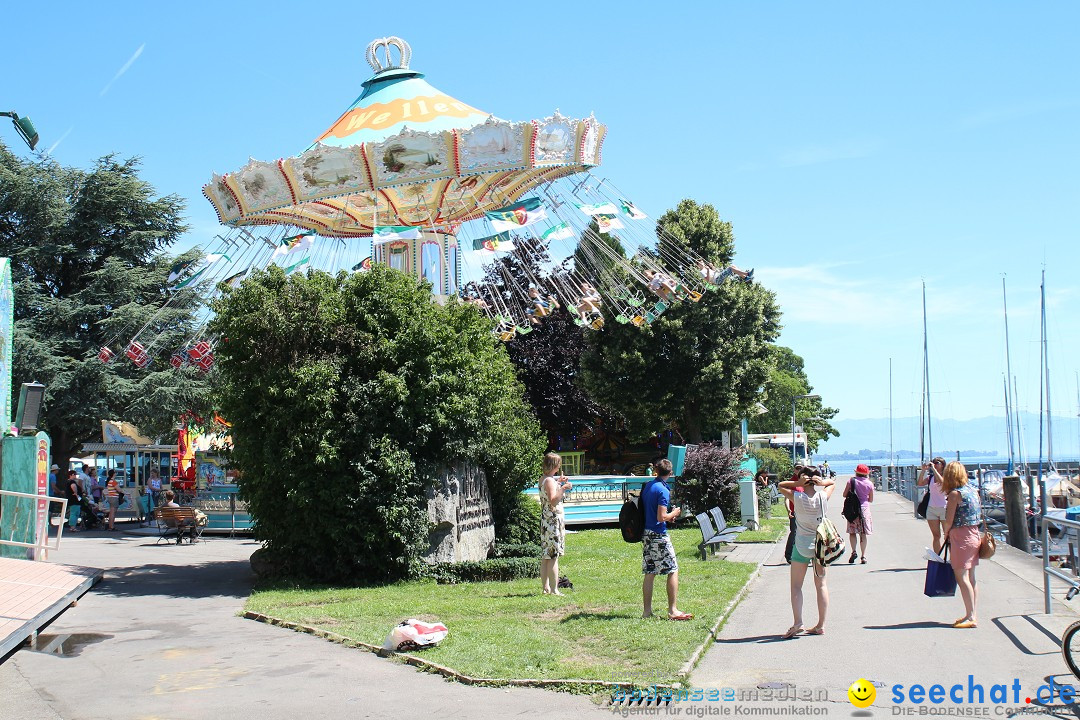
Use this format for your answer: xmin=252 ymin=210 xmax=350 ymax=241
xmin=842 ymin=480 xmax=862 ymax=523
xmin=815 ymin=516 xmax=846 ymax=567
xmin=620 ymin=481 xmax=654 ymax=543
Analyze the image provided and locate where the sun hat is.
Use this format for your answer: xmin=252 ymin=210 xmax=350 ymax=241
xmin=855 ymin=463 xmax=870 ymax=476
xmin=50 ymin=464 xmax=60 ymax=470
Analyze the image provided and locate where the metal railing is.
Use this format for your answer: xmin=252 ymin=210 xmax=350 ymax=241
xmin=1043 ymin=514 xmax=1080 ymax=615
xmin=0 ymin=490 xmax=68 ymax=560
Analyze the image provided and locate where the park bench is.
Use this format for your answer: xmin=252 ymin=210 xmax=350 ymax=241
xmin=695 ymin=512 xmax=740 ymax=560
xmin=709 ymin=507 xmax=748 ymax=535
xmin=153 ymin=506 xmax=205 ymax=545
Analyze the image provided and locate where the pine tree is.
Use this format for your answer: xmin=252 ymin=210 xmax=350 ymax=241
xmin=0 ymin=145 xmax=212 ymax=467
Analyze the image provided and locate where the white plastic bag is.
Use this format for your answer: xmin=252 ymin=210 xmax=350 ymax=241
xmin=382 ymin=619 xmax=449 ymax=652
xmin=924 ymin=547 xmax=946 ymax=563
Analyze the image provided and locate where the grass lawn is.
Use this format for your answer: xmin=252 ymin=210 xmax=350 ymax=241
xmin=246 ymin=528 xmax=757 ymax=685
xmin=735 ymin=505 xmax=789 ymax=543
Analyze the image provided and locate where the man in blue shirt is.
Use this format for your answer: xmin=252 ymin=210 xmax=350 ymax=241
xmin=641 ymin=459 xmax=692 ymax=620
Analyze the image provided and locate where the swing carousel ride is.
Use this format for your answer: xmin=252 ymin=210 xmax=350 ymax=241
xmin=99 ymin=36 xmax=752 ymax=370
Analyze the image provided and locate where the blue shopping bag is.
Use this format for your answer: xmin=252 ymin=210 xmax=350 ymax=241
xmin=924 ymin=543 xmax=957 ymax=597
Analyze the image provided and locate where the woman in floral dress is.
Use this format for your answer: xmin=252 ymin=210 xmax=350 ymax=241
xmin=539 ymin=452 xmax=572 ymax=595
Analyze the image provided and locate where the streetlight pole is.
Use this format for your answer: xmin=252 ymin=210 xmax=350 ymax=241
xmin=791 ymin=394 xmax=821 ymax=466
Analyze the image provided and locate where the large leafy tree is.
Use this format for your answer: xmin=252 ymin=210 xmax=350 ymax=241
xmin=0 ymin=145 xmax=212 ymax=466
xmin=754 ymin=345 xmax=839 ymax=452
xmin=581 ymin=199 xmax=781 ymax=443
xmin=209 ymin=265 xmax=545 ymax=582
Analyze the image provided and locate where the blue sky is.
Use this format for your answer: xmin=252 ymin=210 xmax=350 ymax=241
xmin=4 ymin=2 xmax=1078 ymax=453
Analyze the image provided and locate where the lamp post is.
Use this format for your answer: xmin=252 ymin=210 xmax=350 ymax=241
xmin=0 ymin=111 xmax=39 ymax=151
xmin=791 ymin=394 xmax=821 ymax=465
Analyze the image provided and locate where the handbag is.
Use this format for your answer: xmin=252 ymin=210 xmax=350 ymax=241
xmin=916 ymin=491 xmax=930 ymax=519
xmin=979 ymin=522 xmax=997 ymax=559
xmin=924 ymin=542 xmax=957 ymax=597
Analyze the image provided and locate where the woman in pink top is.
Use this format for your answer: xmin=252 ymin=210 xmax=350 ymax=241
xmin=917 ymin=457 xmax=948 ymax=554
xmin=843 ymin=464 xmax=875 ymax=564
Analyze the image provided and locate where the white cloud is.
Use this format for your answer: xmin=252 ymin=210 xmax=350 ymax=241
xmin=777 ymin=138 xmax=881 ymax=167
xmin=957 ymin=99 xmax=1079 ymax=130
xmin=756 ymin=263 xmax=982 ymax=329
xmin=100 ymin=43 xmax=145 ymax=97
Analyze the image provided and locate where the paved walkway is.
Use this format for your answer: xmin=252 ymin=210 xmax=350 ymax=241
xmin=691 ymin=486 xmax=1080 ymax=711
xmin=0 ymin=530 xmax=602 ymax=720
xmin=2 ymin=490 xmax=1078 ymax=718
xmin=0 ymin=557 xmax=100 ymax=659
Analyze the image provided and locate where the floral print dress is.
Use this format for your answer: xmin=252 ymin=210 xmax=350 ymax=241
xmin=539 ymin=475 xmax=565 ymax=559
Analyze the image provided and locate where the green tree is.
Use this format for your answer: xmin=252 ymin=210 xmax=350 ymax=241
xmin=656 ymin=198 xmax=735 ymax=268
xmin=209 ymin=266 xmax=544 ymax=582
xmin=0 ymin=146 xmax=211 ymax=465
xmin=754 ymin=345 xmax=839 ymax=452
xmin=580 ymin=200 xmax=781 ymax=443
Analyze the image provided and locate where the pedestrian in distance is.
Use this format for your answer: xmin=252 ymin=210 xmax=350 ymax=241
xmin=778 ymin=468 xmax=835 ymax=638
xmin=64 ymin=470 xmax=81 ymax=531
xmin=918 ymin=457 xmax=948 ymax=554
xmin=538 ymin=452 xmax=571 ymax=595
xmin=105 ymin=469 xmax=121 ymax=531
xmin=641 ymin=458 xmax=692 ymax=621
xmin=844 ymin=464 xmax=875 ymax=564
xmin=940 ymin=461 xmax=981 ymax=629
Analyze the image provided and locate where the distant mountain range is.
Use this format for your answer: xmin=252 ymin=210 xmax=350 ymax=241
xmin=816 ymin=411 xmax=1080 ymax=457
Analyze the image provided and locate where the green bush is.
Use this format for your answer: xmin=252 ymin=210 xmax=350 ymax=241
xmin=424 ymin=557 xmax=540 ymax=584
xmin=490 ymin=542 xmax=541 ymax=559
xmin=210 ymin=266 xmax=545 ymax=583
xmin=496 ymin=493 xmax=541 ymax=545
xmin=675 ymin=442 xmax=748 ymax=520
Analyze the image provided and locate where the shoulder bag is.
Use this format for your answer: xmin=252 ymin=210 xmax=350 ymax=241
xmin=978 ymin=520 xmax=997 ymax=559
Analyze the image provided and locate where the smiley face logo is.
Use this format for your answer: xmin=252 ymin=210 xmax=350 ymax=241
xmin=848 ymin=678 xmax=876 ymax=708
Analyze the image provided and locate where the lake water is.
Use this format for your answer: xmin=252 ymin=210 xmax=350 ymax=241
xmin=821 ymin=456 xmax=1080 ymax=476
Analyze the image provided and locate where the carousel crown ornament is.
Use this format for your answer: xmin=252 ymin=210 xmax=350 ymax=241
xmin=366 ymin=36 xmax=411 ymax=74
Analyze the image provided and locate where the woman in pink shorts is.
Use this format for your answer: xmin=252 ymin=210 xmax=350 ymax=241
xmin=941 ymin=461 xmax=982 ymax=629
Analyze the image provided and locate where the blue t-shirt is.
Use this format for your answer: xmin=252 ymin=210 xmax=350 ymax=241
xmin=642 ymin=479 xmax=672 ymax=535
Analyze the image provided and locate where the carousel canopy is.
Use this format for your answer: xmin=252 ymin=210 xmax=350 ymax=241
xmin=203 ymin=36 xmax=606 ymax=238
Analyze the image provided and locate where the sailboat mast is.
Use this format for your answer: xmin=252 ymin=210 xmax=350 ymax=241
xmin=1003 ymin=374 xmax=1014 ymax=473
xmin=1013 ymin=374 xmax=1025 ymax=473
xmin=1003 ymin=277 xmax=1016 ymax=471
xmin=889 ymin=358 xmax=894 ymax=468
xmin=923 ymin=281 xmax=933 ymax=459
xmin=1036 ymin=270 xmax=1046 ymax=513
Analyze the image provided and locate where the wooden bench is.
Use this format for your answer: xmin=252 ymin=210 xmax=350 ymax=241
xmin=153 ymin=507 xmax=205 ymax=544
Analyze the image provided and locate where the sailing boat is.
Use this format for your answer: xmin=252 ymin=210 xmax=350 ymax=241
xmin=1036 ymin=271 xmax=1071 ymax=510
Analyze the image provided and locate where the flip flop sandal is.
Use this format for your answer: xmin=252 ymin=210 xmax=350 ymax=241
xmin=782 ymin=625 xmax=804 ymax=639
xmin=669 ymin=612 xmax=694 ymax=621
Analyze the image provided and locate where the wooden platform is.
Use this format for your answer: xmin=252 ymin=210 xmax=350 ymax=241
xmin=0 ymin=557 xmax=102 ymax=660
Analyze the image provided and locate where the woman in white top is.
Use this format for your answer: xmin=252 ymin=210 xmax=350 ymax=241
xmin=917 ymin=457 xmax=948 ymax=554
xmin=777 ymin=468 xmax=836 ymax=638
